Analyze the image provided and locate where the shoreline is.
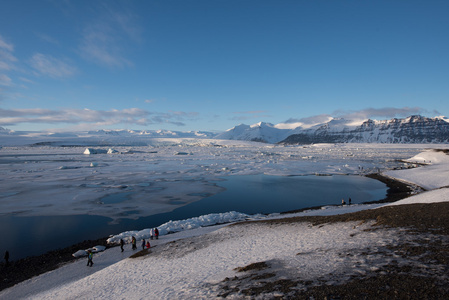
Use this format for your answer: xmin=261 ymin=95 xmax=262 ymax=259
xmin=0 ymin=173 xmax=414 ymax=292
xmin=281 ymin=173 xmax=413 ymax=215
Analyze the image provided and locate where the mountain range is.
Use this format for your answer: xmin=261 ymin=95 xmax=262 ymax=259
xmin=215 ymin=115 xmax=449 ymax=144
xmin=1 ymin=115 xmax=449 ymax=146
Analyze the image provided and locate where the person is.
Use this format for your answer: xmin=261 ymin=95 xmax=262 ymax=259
xmin=120 ymin=239 xmax=124 ymax=252
xmin=141 ymin=239 xmax=146 ymax=250
xmin=348 ymin=197 xmax=352 ymax=205
xmin=341 ymin=199 xmax=346 ymax=205
xmin=87 ymin=250 xmax=93 ymax=267
xmin=132 ymin=236 xmax=137 ymax=250
xmin=154 ymin=228 xmax=159 ymax=240
xmin=146 ymin=241 xmax=151 ymax=249
xmin=150 ymin=228 xmax=155 ymax=240
xmin=4 ymin=250 xmax=9 ymax=267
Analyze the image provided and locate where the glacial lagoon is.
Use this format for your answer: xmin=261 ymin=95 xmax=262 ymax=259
xmin=1 ymin=174 xmax=387 ymax=260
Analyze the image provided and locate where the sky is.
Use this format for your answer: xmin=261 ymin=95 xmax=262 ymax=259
xmin=0 ymin=0 xmax=448 ymax=133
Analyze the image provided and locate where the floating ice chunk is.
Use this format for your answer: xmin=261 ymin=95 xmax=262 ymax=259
xmin=90 ymin=162 xmax=98 ymax=167
xmin=107 ymin=148 xmax=119 ymax=154
xmin=175 ymin=152 xmax=191 ymax=155
xmin=72 ymin=250 xmax=87 ymax=258
xmin=93 ymin=245 xmax=106 ymax=252
xmin=84 ymin=148 xmax=107 ymax=154
xmin=84 ymin=148 xmax=96 ymax=154
xmin=72 ymin=245 xmax=105 ymax=257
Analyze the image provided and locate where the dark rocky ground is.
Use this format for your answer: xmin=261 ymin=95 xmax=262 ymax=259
xmin=220 ymin=202 xmax=449 ymax=299
xmin=2 ymin=174 xmax=449 ymax=299
xmin=0 ymin=237 xmax=110 ymax=291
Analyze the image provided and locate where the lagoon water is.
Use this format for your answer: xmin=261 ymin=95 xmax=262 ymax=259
xmin=1 ymin=174 xmax=386 ymax=261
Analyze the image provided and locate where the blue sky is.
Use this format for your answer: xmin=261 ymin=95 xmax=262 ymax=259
xmin=0 ymin=0 xmax=448 ymax=132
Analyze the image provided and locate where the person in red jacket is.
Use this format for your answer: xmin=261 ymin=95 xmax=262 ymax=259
xmin=146 ymin=241 xmax=151 ymax=249
xmin=154 ymin=228 xmax=159 ymax=239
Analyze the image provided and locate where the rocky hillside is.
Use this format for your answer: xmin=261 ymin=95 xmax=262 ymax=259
xmin=216 ymin=115 xmax=449 ymax=144
xmin=281 ymin=115 xmax=449 ymax=144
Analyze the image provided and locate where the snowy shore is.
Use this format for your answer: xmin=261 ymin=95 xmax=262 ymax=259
xmin=1 ymin=146 xmax=449 ymax=299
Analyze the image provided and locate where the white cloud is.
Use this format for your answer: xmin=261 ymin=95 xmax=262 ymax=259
xmin=0 ymin=35 xmax=17 ymax=101
xmin=284 ymin=114 xmax=333 ymax=125
xmin=282 ymin=107 xmax=430 ymax=128
xmin=30 ymin=53 xmax=77 ymax=78
xmin=79 ymin=27 xmax=132 ymax=68
xmin=0 ymin=36 xmax=17 ymax=71
xmin=0 ymin=74 xmax=12 ymax=86
xmin=0 ymin=35 xmax=17 ymax=91
xmin=78 ymin=6 xmax=141 ymax=68
xmin=333 ymin=107 xmax=427 ymax=121
xmin=0 ymin=107 xmax=197 ymax=128
xmin=0 ymin=35 xmax=14 ymax=52
xmin=19 ymin=77 xmax=35 ymax=84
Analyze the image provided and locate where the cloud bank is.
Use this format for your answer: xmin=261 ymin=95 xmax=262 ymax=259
xmin=284 ymin=107 xmax=431 ymax=126
xmin=333 ymin=107 xmax=430 ymax=121
xmin=0 ymin=106 xmax=435 ymax=132
xmin=0 ymin=108 xmax=198 ymax=130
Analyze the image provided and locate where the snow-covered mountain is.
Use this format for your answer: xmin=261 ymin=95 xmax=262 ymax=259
xmin=218 ymin=115 xmax=449 ymax=144
xmin=214 ymin=122 xmax=294 ymax=144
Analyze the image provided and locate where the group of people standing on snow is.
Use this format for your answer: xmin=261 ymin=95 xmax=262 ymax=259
xmin=127 ymin=228 xmax=159 ymax=252
xmin=88 ymin=227 xmax=160 ymax=267
xmin=341 ymin=197 xmax=352 ymax=205
xmin=118 ymin=228 xmax=159 ymax=253
xmin=150 ymin=227 xmax=159 ymax=240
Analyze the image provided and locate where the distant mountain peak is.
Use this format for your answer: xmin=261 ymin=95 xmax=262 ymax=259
xmin=250 ymin=121 xmax=274 ymax=128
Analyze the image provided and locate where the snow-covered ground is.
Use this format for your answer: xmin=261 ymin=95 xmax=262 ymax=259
xmin=2 ymin=143 xmax=449 ymax=299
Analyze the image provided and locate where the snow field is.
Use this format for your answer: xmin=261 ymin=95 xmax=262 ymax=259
xmin=28 ymin=220 xmax=411 ymax=300
xmin=385 ymin=150 xmax=449 ymax=190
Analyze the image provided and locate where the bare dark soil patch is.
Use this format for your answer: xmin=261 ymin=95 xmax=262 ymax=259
xmin=269 ymin=202 xmax=449 ymax=235
xmin=234 ymin=261 xmax=269 ymax=273
xmin=222 ymin=202 xmax=449 ymax=299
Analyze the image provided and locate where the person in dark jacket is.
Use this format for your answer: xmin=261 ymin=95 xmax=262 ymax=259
xmin=155 ymin=228 xmax=159 ymax=239
xmin=141 ymin=239 xmax=146 ymax=250
xmin=132 ymin=236 xmax=137 ymax=250
xmin=87 ymin=250 xmax=93 ymax=267
xmin=120 ymin=239 xmax=124 ymax=252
